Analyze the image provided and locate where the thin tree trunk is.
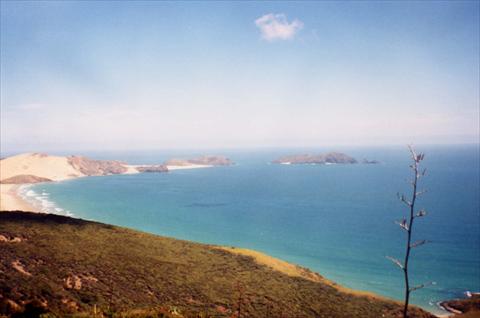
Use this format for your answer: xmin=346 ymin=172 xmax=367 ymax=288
xmin=403 ymin=149 xmax=419 ymax=318
xmin=388 ymin=146 xmax=429 ymax=318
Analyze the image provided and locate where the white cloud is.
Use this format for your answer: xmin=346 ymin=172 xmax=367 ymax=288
xmin=255 ymin=13 xmax=304 ymax=41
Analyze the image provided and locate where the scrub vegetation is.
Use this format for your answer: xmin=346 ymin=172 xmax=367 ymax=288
xmin=1 ymin=211 xmax=435 ymax=318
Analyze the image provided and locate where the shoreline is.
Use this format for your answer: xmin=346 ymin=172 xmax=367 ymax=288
xmin=0 ymin=160 xmax=214 ymax=213
xmin=0 ymin=154 xmax=461 ymax=317
xmin=0 ymin=184 xmax=39 ymax=212
xmin=222 ymin=246 xmax=456 ymax=317
xmin=0 ymin=181 xmax=455 ymax=317
xmin=0 ymin=210 xmax=441 ymax=318
xmin=0 ymin=182 xmax=453 ymax=317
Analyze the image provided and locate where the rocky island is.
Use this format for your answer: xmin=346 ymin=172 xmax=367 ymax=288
xmin=362 ymin=159 xmax=381 ymax=164
xmin=272 ymin=152 xmax=381 ymax=165
xmin=272 ymin=152 xmax=358 ymax=165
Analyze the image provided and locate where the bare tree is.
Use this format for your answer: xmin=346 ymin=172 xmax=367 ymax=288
xmin=387 ymin=145 xmax=433 ymax=318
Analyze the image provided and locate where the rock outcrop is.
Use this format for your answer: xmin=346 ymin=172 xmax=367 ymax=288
xmin=440 ymin=294 xmax=480 ymax=316
xmin=67 ymin=156 xmax=128 ymax=176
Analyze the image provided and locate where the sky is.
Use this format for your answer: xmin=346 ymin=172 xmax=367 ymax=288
xmin=1 ymin=1 xmax=479 ymax=152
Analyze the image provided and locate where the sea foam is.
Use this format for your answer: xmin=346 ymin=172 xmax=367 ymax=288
xmin=18 ymin=185 xmax=73 ymax=216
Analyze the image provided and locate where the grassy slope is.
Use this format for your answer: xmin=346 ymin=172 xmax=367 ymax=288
xmin=0 ymin=212 xmax=435 ymax=318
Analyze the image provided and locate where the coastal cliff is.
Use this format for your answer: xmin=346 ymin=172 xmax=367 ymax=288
xmin=67 ymin=156 xmax=129 ymax=176
xmin=0 ymin=211 xmax=435 ymax=318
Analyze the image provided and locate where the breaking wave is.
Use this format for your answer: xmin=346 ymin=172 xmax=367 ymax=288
xmin=18 ymin=185 xmax=74 ymax=216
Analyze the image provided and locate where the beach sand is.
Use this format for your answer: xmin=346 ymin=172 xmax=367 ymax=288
xmin=0 ymin=184 xmax=39 ymax=212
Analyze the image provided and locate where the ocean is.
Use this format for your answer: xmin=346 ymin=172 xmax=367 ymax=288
xmin=22 ymin=145 xmax=479 ymax=314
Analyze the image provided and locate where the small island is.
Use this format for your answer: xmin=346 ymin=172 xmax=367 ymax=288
xmin=362 ymin=159 xmax=381 ymax=164
xmin=272 ymin=152 xmax=381 ymax=166
xmin=272 ymin=152 xmax=358 ymax=165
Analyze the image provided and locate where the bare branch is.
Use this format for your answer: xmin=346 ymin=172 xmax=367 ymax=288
xmin=408 ymin=145 xmax=425 ymax=163
xmin=386 ymin=256 xmax=404 ymax=269
xmin=408 ymin=145 xmax=417 ymax=161
xmin=397 ymin=193 xmax=412 ymax=207
xmin=416 ymin=189 xmax=427 ymax=196
xmin=410 ymin=240 xmax=429 ymax=248
xmin=415 ymin=209 xmax=427 ymax=218
xmin=395 ymin=218 xmax=409 ymax=231
xmin=409 ymin=281 xmax=436 ymax=292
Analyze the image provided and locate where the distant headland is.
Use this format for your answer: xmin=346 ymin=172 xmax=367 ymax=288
xmin=0 ymin=153 xmax=233 ymax=211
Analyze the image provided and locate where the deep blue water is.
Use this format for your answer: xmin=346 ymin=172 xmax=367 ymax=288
xmin=26 ymin=145 xmax=479 ymax=314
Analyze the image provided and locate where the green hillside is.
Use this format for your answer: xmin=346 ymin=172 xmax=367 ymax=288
xmin=0 ymin=212 xmax=435 ymax=318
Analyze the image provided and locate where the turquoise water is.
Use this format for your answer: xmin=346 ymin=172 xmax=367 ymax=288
xmin=27 ymin=145 xmax=479 ymax=314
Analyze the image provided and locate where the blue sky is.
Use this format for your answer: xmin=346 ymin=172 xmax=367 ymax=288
xmin=1 ymin=1 xmax=479 ymax=152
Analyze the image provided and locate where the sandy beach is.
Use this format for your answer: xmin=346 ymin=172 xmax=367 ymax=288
xmin=0 ymin=184 xmax=38 ymax=212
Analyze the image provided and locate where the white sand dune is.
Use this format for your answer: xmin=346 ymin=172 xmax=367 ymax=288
xmin=0 ymin=153 xmax=84 ymax=182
